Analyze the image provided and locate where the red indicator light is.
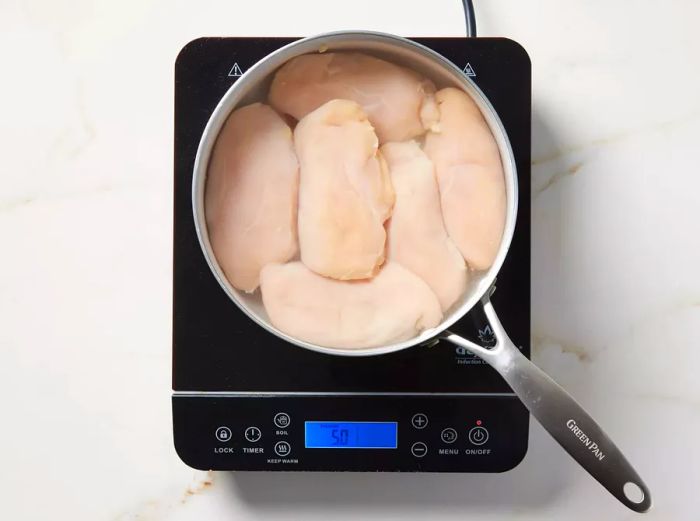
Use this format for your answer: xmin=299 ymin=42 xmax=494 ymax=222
xmin=476 ymin=420 xmax=482 ymax=426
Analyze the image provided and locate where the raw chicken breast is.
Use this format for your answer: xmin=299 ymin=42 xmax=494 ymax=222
xmin=260 ymin=261 xmax=443 ymax=349
xmin=205 ymin=102 xmax=299 ymax=292
xmin=269 ymin=52 xmax=440 ymax=143
xmin=423 ymin=88 xmax=506 ymax=270
xmin=294 ymin=99 xmax=394 ymax=280
xmin=382 ymin=141 xmax=468 ymax=311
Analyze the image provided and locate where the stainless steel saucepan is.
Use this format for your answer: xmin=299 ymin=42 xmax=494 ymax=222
xmin=191 ymin=31 xmax=652 ymax=513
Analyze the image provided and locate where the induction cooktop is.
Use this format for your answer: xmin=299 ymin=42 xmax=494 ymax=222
xmin=172 ymin=36 xmax=531 ymax=472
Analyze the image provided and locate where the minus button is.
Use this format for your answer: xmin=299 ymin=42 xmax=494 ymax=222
xmin=411 ymin=442 xmax=428 ymax=458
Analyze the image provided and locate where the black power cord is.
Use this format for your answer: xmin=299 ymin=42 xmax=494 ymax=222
xmin=461 ymin=0 xmax=477 ymax=37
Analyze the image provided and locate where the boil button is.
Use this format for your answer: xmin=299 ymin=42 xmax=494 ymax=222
xmin=274 ymin=412 xmax=291 ymax=428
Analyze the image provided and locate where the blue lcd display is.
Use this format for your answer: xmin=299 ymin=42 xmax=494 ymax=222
xmin=305 ymin=421 xmax=398 ymax=449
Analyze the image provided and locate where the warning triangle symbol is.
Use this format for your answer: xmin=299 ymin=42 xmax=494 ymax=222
xmin=228 ymin=63 xmax=243 ymax=77
xmin=463 ymin=62 xmax=476 ymax=77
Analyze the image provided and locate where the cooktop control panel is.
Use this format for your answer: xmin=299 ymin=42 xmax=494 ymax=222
xmin=174 ymin=395 xmax=528 ymax=472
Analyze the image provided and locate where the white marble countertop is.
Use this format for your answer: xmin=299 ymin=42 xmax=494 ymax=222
xmin=1 ymin=0 xmax=698 ymax=519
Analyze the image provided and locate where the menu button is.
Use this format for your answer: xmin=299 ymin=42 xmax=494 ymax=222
xmin=441 ymin=428 xmax=458 ymax=444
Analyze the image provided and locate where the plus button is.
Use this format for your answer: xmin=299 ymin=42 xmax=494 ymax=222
xmin=411 ymin=413 xmax=428 ymax=429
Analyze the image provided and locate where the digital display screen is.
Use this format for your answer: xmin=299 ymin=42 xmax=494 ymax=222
xmin=305 ymin=422 xmax=398 ymax=449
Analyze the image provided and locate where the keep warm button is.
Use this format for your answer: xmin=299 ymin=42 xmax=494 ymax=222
xmin=468 ymin=426 xmax=489 ymax=446
xmin=274 ymin=441 xmax=291 ymax=457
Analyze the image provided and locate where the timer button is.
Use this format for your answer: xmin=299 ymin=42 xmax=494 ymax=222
xmin=215 ymin=426 xmax=232 ymax=442
xmin=244 ymin=426 xmax=262 ymax=443
xmin=274 ymin=440 xmax=291 ymax=457
xmin=411 ymin=442 xmax=428 ymax=457
xmin=468 ymin=426 xmax=489 ymax=446
xmin=411 ymin=413 xmax=428 ymax=429
xmin=274 ymin=412 xmax=291 ymax=428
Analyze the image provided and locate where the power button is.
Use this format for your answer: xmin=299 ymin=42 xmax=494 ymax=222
xmin=468 ymin=426 xmax=489 ymax=446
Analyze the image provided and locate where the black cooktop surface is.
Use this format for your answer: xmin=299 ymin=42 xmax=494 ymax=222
xmin=172 ymin=37 xmax=531 ymax=394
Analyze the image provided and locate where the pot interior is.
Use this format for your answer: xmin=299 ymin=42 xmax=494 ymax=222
xmin=191 ymin=31 xmax=518 ymax=356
